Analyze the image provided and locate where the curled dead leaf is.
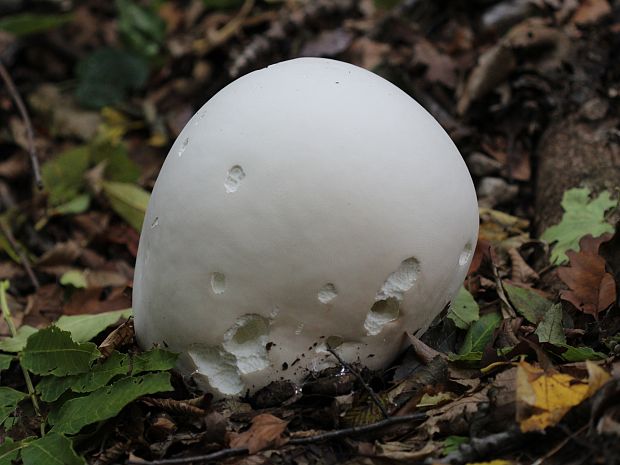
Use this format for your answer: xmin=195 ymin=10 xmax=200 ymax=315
xmin=228 ymin=413 xmax=289 ymax=454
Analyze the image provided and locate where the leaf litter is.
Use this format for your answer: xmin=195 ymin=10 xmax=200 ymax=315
xmin=0 ymin=1 xmax=619 ymax=464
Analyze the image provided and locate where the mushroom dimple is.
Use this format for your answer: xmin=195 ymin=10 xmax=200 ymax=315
xmin=211 ymin=272 xmax=226 ymax=294
xmin=318 ymin=283 xmax=338 ymax=304
xmin=364 ymin=257 xmax=420 ymax=336
xmin=225 ymin=165 xmax=246 ymax=193
xmin=151 ymin=217 xmax=159 ymax=229
xmin=459 ymin=242 xmax=473 ymax=267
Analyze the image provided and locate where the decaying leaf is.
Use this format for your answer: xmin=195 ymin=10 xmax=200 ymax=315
xmin=504 ymin=283 xmax=551 ymax=324
xmin=516 ymin=360 xmax=610 ymax=432
xmin=557 ymin=235 xmax=616 ymax=318
xmin=541 ymin=188 xmax=617 ymax=264
xmin=228 ymin=413 xmax=289 ymax=454
xmin=98 ymin=318 xmax=135 ymax=359
xmin=534 ymin=303 xmax=565 ymax=345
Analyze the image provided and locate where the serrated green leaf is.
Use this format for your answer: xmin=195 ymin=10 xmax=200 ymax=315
xmin=21 ymin=326 xmax=100 ymax=376
xmin=0 ymin=437 xmax=34 ymax=465
xmin=504 ymin=284 xmax=551 ymax=324
xmin=75 ymin=48 xmax=150 ymax=109
xmin=41 ymin=146 xmax=90 ymax=207
xmin=49 ymin=372 xmax=173 ymax=434
xmin=556 ymin=344 xmax=606 ymax=362
xmin=0 ymin=353 xmax=13 ymax=371
xmin=0 ymin=325 xmax=37 ymax=353
xmin=38 ymin=351 xmax=130 ymax=402
xmin=447 ymin=286 xmax=479 ymax=329
xmin=22 ymin=432 xmax=85 ymax=465
xmin=541 ymin=188 xmax=617 ymax=264
xmin=131 ymin=348 xmax=178 ymax=374
xmin=55 ymin=309 xmax=132 ymax=343
xmin=0 ymin=13 xmax=73 ymax=37
xmin=0 ymin=387 xmax=28 ymax=424
xmin=535 ymin=303 xmax=565 ymax=345
xmin=102 ymin=181 xmax=150 ymax=231
xmin=451 ymin=312 xmax=502 ymax=361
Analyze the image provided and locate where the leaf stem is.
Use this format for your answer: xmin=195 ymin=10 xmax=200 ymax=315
xmin=0 ymin=280 xmax=45 ymax=435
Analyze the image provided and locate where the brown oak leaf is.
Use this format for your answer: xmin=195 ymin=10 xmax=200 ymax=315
xmin=228 ymin=413 xmax=289 ymax=454
xmin=557 ymin=234 xmax=616 ymax=318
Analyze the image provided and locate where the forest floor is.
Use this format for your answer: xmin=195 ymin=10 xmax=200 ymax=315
xmin=1 ymin=1 xmax=620 ymax=464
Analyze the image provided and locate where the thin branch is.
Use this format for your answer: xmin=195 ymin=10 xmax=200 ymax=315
xmin=125 ymin=413 xmax=427 ymax=465
xmin=288 ymin=412 xmax=427 ymax=445
xmin=0 ymin=220 xmax=40 ymax=289
xmin=326 ymin=345 xmax=390 ymax=419
xmin=0 ymin=280 xmax=44 ymax=435
xmin=0 ymin=59 xmax=43 ymax=189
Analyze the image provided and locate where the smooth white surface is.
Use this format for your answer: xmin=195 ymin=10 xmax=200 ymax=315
xmin=133 ymin=58 xmax=479 ymax=396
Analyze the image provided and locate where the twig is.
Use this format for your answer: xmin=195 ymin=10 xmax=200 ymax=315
xmin=326 ymin=345 xmax=389 ymax=419
xmin=0 ymin=220 xmax=40 ymax=289
xmin=530 ymin=424 xmax=588 ymax=465
xmin=125 ymin=413 xmax=427 ymax=465
xmin=193 ymin=0 xmax=255 ymax=55
xmin=430 ymin=427 xmax=527 ymax=465
xmin=0 ymin=59 xmax=42 ymax=189
xmin=126 ymin=447 xmax=248 ymax=465
xmin=0 ymin=280 xmax=44 ymax=435
xmin=288 ymin=412 xmax=426 ymax=444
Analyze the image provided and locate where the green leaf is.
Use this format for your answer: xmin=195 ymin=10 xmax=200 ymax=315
xmin=556 ymin=344 xmax=606 ymax=362
xmin=55 ymin=308 xmax=132 ymax=343
xmin=59 ymin=270 xmax=88 ymax=289
xmin=49 ymin=372 xmax=173 ymax=434
xmin=0 ymin=325 xmax=37 ymax=353
xmin=102 ymin=181 xmax=150 ymax=231
xmin=91 ymin=142 xmax=140 ymax=183
xmin=0 ymin=437 xmax=34 ymax=465
xmin=75 ymin=48 xmax=149 ymax=109
xmin=0 ymin=387 xmax=28 ymax=424
xmin=451 ymin=312 xmax=502 ymax=361
xmin=37 ymin=348 xmax=176 ymax=402
xmin=541 ymin=188 xmax=617 ymax=264
xmin=41 ymin=146 xmax=90 ymax=207
xmin=442 ymin=435 xmax=468 ymax=455
xmin=535 ymin=303 xmax=566 ymax=345
xmin=0 ymin=13 xmax=73 ymax=37
xmin=116 ymin=0 xmax=166 ymax=58
xmin=0 ymin=353 xmax=13 ymax=371
xmin=52 ymin=194 xmax=91 ymax=216
xmin=38 ymin=351 xmax=130 ymax=402
xmin=447 ymin=286 xmax=479 ymax=329
xmin=21 ymin=326 xmax=100 ymax=376
xmin=22 ymin=432 xmax=85 ymax=465
xmin=131 ymin=348 xmax=178 ymax=374
xmin=504 ymin=284 xmax=551 ymax=324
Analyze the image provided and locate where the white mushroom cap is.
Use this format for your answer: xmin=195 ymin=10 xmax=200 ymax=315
xmin=133 ymin=58 xmax=478 ymax=397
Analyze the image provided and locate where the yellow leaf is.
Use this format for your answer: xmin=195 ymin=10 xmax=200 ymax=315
xmin=516 ymin=361 xmax=610 ymax=432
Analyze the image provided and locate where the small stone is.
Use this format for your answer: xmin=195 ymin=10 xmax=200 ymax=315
xmin=477 ymin=177 xmax=519 ymax=208
xmin=581 ymin=97 xmax=608 ymax=121
xmin=467 ymin=152 xmax=503 ymax=177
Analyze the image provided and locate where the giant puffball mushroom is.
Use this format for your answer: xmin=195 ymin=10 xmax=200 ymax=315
xmin=133 ymin=58 xmax=479 ymax=397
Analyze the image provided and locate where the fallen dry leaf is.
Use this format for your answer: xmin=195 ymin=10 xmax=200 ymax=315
xmin=228 ymin=413 xmax=289 ymax=454
xmin=516 ymin=360 xmax=610 ymax=432
xmin=421 ymin=387 xmax=490 ymax=437
xmin=413 ymin=38 xmax=457 ymax=88
xmin=98 ymin=318 xmax=134 ymax=359
xmin=571 ymin=0 xmax=612 ymax=26
xmin=508 ymin=248 xmax=539 ymax=284
xmin=557 ymin=234 xmax=616 ymax=318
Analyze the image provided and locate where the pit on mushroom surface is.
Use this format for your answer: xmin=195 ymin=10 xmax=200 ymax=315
xmin=133 ymin=58 xmax=478 ymax=398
